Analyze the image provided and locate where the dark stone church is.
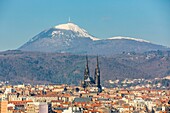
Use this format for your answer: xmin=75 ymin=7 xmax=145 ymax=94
xmin=81 ymin=56 xmax=102 ymax=93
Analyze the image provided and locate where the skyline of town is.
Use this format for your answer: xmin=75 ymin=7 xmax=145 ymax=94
xmin=0 ymin=1 xmax=170 ymax=112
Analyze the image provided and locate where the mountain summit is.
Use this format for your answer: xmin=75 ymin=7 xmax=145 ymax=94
xmin=19 ymin=22 xmax=169 ymax=55
xmin=54 ymin=23 xmax=99 ymax=40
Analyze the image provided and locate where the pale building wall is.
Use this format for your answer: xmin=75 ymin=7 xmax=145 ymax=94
xmin=0 ymin=100 xmax=8 ymax=113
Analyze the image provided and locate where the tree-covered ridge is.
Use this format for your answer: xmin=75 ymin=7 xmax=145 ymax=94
xmin=0 ymin=50 xmax=170 ymax=85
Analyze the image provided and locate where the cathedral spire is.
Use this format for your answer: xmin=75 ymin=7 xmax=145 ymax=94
xmin=96 ymin=55 xmax=99 ymax=68
xmin=86 ymin=55 xmax=88 ymax=69
xmin=82 ymin=55 xmax=102 ymax=93
xmin=84 ymin=55 xmax=90 ymax=81
xmin=95 ymin=56 xmax=101 ymax=92
xmin=94 ymin=56 xmax=99 ymax=82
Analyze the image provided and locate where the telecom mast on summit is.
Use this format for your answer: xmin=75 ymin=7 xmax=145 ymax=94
xmin=68 ymin=17 xmax=71 ymax=23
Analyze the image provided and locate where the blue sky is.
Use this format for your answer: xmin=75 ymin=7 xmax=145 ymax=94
xmin=0 ymin=0 xmax=170 ymax=51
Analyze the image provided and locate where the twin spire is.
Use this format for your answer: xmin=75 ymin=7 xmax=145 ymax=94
xmin=83 ymin=55 xmax=101 ymax=92
xmin=85 ymin=55 xmax=99 ymax=69
xmin=84 ymin=55 xmax=90 ymax=81
xmin=96 ymin=56 xmax=99 ymax=68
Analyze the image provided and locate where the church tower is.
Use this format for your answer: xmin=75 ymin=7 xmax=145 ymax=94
xmin=94 ymin=56 xmax=101 ymax=92
xmin=82 ymin=56 xmax=102 ymax=92
xmin=84 ymin=55 xmax=90 ymax=82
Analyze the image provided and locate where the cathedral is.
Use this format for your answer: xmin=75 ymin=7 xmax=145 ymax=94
xmin=81 ymin=56 xmax=102 ymax=93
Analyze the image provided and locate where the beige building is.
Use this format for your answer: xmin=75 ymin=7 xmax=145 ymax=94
xmin=0 ymin=100 xmax=8 ymax=113
xmin=26 ymin=102 xmax=48 ymax=113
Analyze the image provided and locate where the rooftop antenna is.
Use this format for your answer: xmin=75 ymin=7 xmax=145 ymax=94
xmin=68 ymin=17 xmax=71 ymax=23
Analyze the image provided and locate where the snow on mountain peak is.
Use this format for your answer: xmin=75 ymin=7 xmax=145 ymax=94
xmin=55 ymin=23 xmax=84 ymax=32
xmin=108 ymin=36 xmax=150 ymax=43
xmin=54 ymin=22 xmax=100 ymax=41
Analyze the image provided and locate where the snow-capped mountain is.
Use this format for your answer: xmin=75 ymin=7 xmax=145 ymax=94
xmin=19 ymin=22 xmax=169 ymax=55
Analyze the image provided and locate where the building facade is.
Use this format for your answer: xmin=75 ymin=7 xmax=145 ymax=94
xmin=0 ymin=100 xmax=8 ymax=113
